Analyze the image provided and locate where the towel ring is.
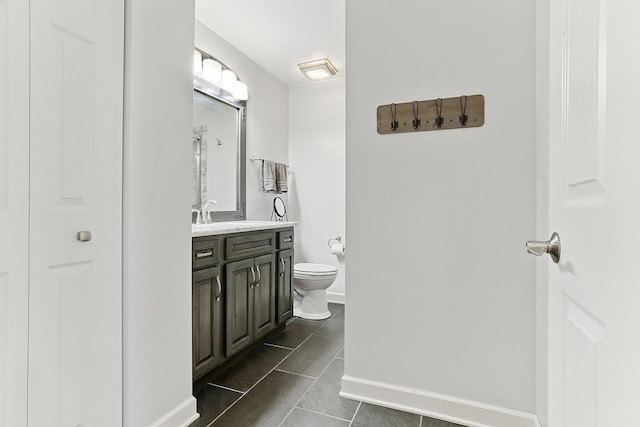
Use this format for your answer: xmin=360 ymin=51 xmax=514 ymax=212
xmin=327 ymin=236 xmax=342 ymax=248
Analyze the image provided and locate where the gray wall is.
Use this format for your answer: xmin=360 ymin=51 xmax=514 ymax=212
xmin=345 ymin=0 xmax=537 ymax=414
xmin=123 ymin=0 xmax=197 ymax=425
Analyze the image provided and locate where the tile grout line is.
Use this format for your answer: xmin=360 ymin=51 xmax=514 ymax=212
xmin=276 ymin=345 xmax=345 ymax=427
xmin=349 ymin=401 xmax=362 ymax=427
xmin=264 ymin=342 xmax=295 ymax=350
xmin=274 ymin=368 xmax=317 ymax=379
xmin=295 ymin=406 xmax=353 ymax=423
xmin=206 ymin=383 xmax=245 ymax=395
xmin=205 ymin=317 xmax=330 ymax=427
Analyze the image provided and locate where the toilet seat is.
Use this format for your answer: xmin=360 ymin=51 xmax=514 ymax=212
xmin=294 ymin=263 xmax=338 ymax=276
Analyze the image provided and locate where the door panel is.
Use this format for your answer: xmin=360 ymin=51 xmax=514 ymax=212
xmin=28 ymin=0 xmax=123 ymax=425
xmin=564 ymin=0 xmax=606 ymax=200
xmin=277 ymin=249 xmax=294 ymax=323
xmin=226 ymin=258 xmax=254 ymax=356
xmin=194 ymin=271 xmax=213 ymax=373
xmin=0 ymin=0 xmax=29 ymax=425
xmin=193 ymin=267 xmax=223 ymax=378
xmin=29 ymin=261 xmax=95 ymax=425
xmin=253 ymin=254 xmax=276 ymax=339
xmin=563 ymin=297 xmax=604 ymax=427
xmin=545 ymin=0 xmax=640 ymax=425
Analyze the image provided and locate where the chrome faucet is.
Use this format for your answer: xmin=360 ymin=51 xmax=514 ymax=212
xmin=192 ymin=208 xmax=204 ymax=225
xmin=202 ymin=200 xmax=218 ymax=223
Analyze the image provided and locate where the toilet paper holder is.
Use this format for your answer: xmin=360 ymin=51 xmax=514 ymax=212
xmin=327 ymin=236 xmax=342 ymax=248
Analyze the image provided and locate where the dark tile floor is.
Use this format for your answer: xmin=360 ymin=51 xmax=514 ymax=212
xmin=191 ymin=304 xmax=466 ymax=427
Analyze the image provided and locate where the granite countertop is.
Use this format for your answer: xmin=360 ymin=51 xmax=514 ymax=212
xmin=191 ymin=220 xmax=298 ymax=237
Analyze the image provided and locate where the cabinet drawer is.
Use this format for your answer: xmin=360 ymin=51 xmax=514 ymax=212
xmin=277 ymin=229 xmax=294 ymax=249
xmin=193 ymin=237 xmax=221 ymax=270
xmin=225 ymin=232 xmax=276 ymax=260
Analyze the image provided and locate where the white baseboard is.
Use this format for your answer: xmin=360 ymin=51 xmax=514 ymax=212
xmin=327 ymin=292 xmax=345 ymax=304
xmin=149 ymin=396 xmax=199 ymax=427
xmin=340 ymin=375 xmax=540 ymax=427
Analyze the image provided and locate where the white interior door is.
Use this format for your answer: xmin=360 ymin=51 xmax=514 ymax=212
xmin=28 ymin=0 xmax=124 ymax=425
xmin=545 ymin=0 xmax=640 ymax=425
xmin=0 ymin=0 xmax=29 ymax=426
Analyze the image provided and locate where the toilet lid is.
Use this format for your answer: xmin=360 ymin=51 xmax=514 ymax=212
xmin=294 ymin=263 xmax=338 ymax=274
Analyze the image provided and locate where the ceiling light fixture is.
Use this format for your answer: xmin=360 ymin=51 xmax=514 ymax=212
xmin=193 ymin=50 xmax=203 ymax=75
xmin=202 ymin=58 xmax=222 ymax=82
xmin=298 ymin=59 xmax=337 ymax=80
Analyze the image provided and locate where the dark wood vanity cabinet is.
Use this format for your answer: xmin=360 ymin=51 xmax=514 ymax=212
xmin=277 ymin=248 xmax=294 ymax=323
xmin=192 ymin=227 xmax=293 ymax=380
xmin=225 ymin=253 xmax=276 ymax=357
xmin=192 ymin=266 xmax=223 ymax=378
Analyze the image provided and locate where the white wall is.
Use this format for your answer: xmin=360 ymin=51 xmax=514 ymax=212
xmin=195 ymin=21 xmax=290 ymax=220
xmin=344 ymin=0 xmax=537 ymax=423
xmin=536 ymin=0 xmax=551 ymax=425
xmin=123 ymin=0 xmax=197 ymax=426
xmin=289 ymin=79 xmax=346 ymax=302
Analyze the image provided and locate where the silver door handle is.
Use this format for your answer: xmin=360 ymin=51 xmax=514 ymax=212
xmin=526 ymin=232 xmax=561 ymax=263
xmin=215 ymin=276 xmax=221 ymax=302
xmin=250 ymin=266 xmax=256 ymax=288
xmin=280 ymin=258 xmax=285 ymax=277
xmin=77 ymin=231 xmax=92 ymax=242
xmin=255 ymin=266 xmax=261 ymax=287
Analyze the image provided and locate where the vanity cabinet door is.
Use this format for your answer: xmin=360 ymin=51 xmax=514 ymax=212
xmin=192 ymin=266 xmax=223 ymax=379
xmin=253 ymin=254 xmax=276 ymax=340
xmin=225 ymin=258 xmax=255 ymax=357
xmin=277 ymin=249 xmax=294 ymax=323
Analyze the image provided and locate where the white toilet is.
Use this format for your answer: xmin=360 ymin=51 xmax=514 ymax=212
xmin=293 ymin=263 xmax=338 ymax=320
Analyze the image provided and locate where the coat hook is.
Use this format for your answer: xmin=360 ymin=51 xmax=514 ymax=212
xmin=459 ymin=95 xmax=468 ymax=126
xmin=435 ymin=98 xmax=444 ymax=128
xmin=412 ymin=101 xmax=421 ymax=129
xmin=390 ymin=103 xmax=398 ymax=131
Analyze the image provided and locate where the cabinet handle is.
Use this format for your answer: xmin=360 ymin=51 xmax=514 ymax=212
xmin=280 ymin=258 xmax=285 ymax=277
xmin=215 ymin=276 xmax=221 ymax=302
xmin=255 ymin=266 xmax=261 ymax=287
xmin=250 ymin=266 xmax=256 ymax=288
xmin=195 ymin=250 xmax=213 ymax=259
xmin=283 ymin=237 xmax=292 ymax=243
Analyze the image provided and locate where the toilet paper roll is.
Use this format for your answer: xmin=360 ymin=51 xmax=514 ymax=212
xmin=330 ymin=243 xmax=345 ymax=256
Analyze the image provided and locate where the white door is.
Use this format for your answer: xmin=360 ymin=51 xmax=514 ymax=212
xmin=0 ymin=0 xmax=29 ymax=426
xmin=28 ymin=0 xmax=124 ymax=425
xmin=544 ymin=0 xmax=640 ymax=425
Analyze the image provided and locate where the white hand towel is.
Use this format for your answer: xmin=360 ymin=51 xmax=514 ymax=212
xmin=261 ymin=160 xmax=277 ymax=193
xmin=275 ymin=162 xmax=288 ymax=193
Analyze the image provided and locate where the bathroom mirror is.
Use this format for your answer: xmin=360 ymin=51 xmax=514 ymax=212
xmin=192 ymin=77 xmax=246 ymax=221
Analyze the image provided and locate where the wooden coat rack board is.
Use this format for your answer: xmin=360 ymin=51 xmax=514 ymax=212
xmin=377 ymin=94 xmax=484 ymax=135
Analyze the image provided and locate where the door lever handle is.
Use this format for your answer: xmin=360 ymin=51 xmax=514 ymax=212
xmin=526 ymin=232 xmax=561 ymax=263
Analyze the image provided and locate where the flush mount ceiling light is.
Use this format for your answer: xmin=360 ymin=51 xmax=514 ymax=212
xmin=298 ymin=59 xmax=337 ymax=80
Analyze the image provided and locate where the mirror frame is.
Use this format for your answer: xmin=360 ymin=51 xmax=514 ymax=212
xmin=273 ymin=196 xmax=287 ymax=219
xmin=193 ymin=74 xmax=246 ymax=221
